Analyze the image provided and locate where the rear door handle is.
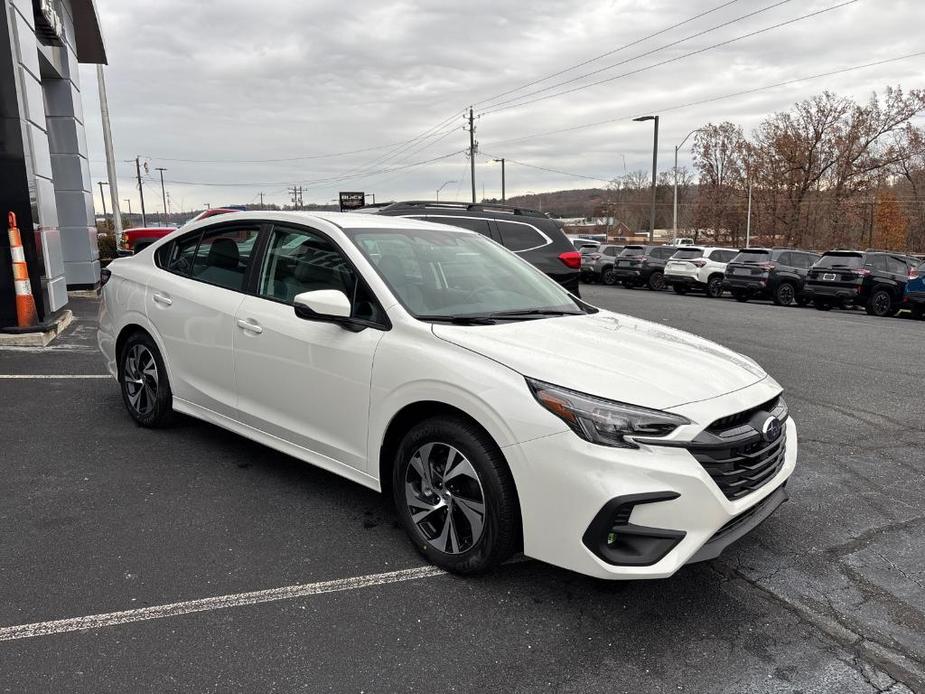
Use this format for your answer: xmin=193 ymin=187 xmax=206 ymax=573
xmin=152 ymin=292 xmax=173 ymax=306
xmin=236 ymin=319 xmax=263 ymax=334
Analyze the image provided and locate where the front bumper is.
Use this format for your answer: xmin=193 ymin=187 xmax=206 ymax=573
xmin=505 ymin=380 xmax=797 ymax=579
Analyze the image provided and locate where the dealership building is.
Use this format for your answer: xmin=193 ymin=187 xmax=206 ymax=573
xmin=1 ymin=0 xmax=105 ymax=329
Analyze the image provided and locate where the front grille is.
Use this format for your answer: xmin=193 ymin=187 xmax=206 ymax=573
xmin=691 ymin=431 xmax=787 ymax=500
xmin=707 ymin=396 xmax=779 ymax=432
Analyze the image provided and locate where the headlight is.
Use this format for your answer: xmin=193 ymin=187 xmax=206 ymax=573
xmin=527 ymin=378 xmax=690 ymax=449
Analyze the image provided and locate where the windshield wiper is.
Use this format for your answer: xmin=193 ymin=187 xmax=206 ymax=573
xmin=489 ymin=308 xmax=585 ymax=319
xmin=417 ymin=314 xmax=497 ymax=325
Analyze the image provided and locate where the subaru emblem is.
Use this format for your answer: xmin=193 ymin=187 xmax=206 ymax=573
xmin=762 ymin=416 xmax=782 ymax=443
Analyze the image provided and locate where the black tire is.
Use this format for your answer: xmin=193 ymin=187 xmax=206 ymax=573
xmin=621 ymin=280 xmax=634 ymax=289
xmin=865 ymin=289 xmax=894 ymax=317
xmin=602 ymin=267 xmax=618 ymax=286
xmin=705 ymin=275 xmax=725 ymax=298
xmin=647 ymin=271 xmax=665 ymax=291
xmin=732 ymin=290 xmax=749 ymax=303
xmin=392 ymin=416 xmax=519 ymax=575
xmin=772 ymin=282 xmax=796 ymax=306
xmin=672 ymin=284 xmax=688 ymax=295
xmin=119 ymin=331 xmax=174 ymax=427
xmin=814 ymin=300 xmax=832 ymax=311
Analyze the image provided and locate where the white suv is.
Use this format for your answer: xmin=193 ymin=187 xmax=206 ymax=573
xmin=665 ymin=247 xmax=739 ymax=298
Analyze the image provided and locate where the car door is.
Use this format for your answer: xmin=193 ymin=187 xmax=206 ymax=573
xmin=146 ymin=222 xmax=262 ymax=418
xmin=232 ymin=223 xmax=389 ymax=473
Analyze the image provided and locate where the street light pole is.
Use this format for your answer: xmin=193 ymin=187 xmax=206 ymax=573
xmin=124 ymin=199 xmax=132 ymax=216
xmin=672 ymin=128 xmax=703 ymax=233
xmin=634 ymin=115 xmax=659 ymax=242
xmin=493 ymin=158 xmax=506 ymax=202
xmin=98 ymin=181 xmax=108 ymax=219
xmin=436 ymin=180 xmax=456 ymax=202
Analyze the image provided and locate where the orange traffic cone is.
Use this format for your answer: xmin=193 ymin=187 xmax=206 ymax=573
xmin=7 ymin=212 xmax=38 ymax=328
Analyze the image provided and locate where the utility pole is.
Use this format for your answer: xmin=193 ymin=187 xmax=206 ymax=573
xmin=124 ymin=198 xmax=132 ymax=216
xmin=467 ymin=108 xmax=477 ymax=204
xmin=135 ymin=156 xmax=147 ymax=226
xmin=745 ymin=180 xmax=753 ymax=248
xmin=258 ymin=192 xmax=264 ymax=207
xmin=494 ymin=158 xmax=506 ymax=202
xmin=155 ymin=167 xmax=168 ymax=223
xmin=633 ymin=115 xmax=659 ymax=242
xmin=97 ymin=65 xmax=122 ymax=246
xmin=98 ymin=181 xmax=108 ymax=219
xmin=290 ymin=186 xmax=304 ymax=209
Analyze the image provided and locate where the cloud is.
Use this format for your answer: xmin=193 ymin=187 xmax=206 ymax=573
xmin=80 ymin=0 xmax=925 ymax=214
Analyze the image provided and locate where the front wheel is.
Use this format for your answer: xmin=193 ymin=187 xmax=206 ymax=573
xmin=773 ymin=282 xmax=796 ymax=306
xmin=119 ymin=332 xmax=174 ymax=427
xmin=392 ymin=417 xmax=519 ymax=575
xmin=705 ymin=275 xmax=725 ymax=298
xmin=865 ymin=289 xmax=894 ymax=317
xmin=647 ymin=271 xmax=665 ymax=291
xmin=602 ymin=268 xmax=618 ymax=286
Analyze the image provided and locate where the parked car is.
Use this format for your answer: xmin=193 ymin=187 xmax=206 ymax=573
xmin=665 ymin=247 xmax=737 ymax=298
xmin=804 ymin=250 xmax=918 ymax=316
xmin=376 ymin=201 xmax=581 ymax=295
xmin=580 ymin=244 xmax=624 ymax=285
xmin=904 ymin=259 xmax=925 ymax=319
xmin=570 ymin=237 xmax=601 ymax=252
xmin=120 ymin=227 xmax=177 ymax=255
xmin=611 ymin=245 xmax=678 ymax=290
xmin=98 ymin=211 xmax=796 ymax=579
xmin=724 ymin=248 xmax=822 ymax=306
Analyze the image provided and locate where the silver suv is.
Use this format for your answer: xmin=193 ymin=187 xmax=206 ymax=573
xmin=580 ymin=244 xmax=624 ymax=285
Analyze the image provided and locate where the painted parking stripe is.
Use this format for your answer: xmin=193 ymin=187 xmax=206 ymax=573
xmin=0 ymin=375 xmax=111 ymax=379
xmin=0 ymin=565 xmax=446 ymax=642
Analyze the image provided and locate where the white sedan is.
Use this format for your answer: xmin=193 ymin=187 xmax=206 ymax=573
xmin=98 ymin=211 xmax=797 ymax=579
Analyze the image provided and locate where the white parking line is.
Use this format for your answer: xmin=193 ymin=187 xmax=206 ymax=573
xmin=0 ymin=375 xmax=111 ymax=379
xmin=0 ymin=565 xmax=446 ymax=642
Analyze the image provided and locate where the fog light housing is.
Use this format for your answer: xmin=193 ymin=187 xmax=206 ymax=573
xmin=583 ymin=492 xmax=686 ymax=566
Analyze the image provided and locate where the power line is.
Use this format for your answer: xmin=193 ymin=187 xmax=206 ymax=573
xmin=480 ymin=152 xmax=612 ymax=183
xmin=480 ymin=0 xmax=859 ymax=116
xmin=479 ymin=0 xmax=794 ymax=114
xmin=480 ymin=51 xmax=925 ymax=150
xmin=472 ymin=0 xmax=744 ymax=109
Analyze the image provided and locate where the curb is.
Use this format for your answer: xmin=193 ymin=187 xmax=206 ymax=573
xmin=0 ymin=310 xmax=74 ymax=347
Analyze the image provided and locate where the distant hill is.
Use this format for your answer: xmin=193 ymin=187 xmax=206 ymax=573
xmin=485 ymin=188 xmax=608 ymax=218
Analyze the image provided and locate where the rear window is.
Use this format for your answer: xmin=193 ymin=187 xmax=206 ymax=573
xmin=918 ymin=261 xmax=925 ymax=273
xmin=495 ymin=221 xmax=549 ymax=252
xmin=672 ymin=248 xmax=704 ymax=259
xmin=620 ymin=246 xmax=646 ymax=257
xmin=731 ymin=250 xmax=771 ymax=263
xmin=816 ymin=253 xmax=864 ymax=269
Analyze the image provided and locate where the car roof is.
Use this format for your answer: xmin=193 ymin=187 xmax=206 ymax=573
xmin=191 ymin=210 xmax=468 ymax=232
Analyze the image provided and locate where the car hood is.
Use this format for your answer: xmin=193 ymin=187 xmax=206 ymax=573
xmin=432 ymin=311 xmax=767 ymax=411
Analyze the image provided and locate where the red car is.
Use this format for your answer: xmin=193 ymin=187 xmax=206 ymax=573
xmin=121 ymin=208 xmax=240 ymax=254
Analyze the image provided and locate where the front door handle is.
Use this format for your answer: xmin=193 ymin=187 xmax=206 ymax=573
xmin=236 ymin=319 xmax=263 ymax=334
xmin=152 ymin=292 xmax=173 ymax=306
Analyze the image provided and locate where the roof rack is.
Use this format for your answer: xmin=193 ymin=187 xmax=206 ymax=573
xmin=380 ymin=200 xmax=551 ymax=219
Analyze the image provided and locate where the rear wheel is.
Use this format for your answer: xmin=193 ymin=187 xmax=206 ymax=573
xmin=672 ymin=284 xmax=688 ymax=295
xmin=392 ymin=417 xmax=519 ymax=575
xmin=732 ymin=290 xmax=749 ymax=303
xmin=119 ymin=332 xmax=174 ymax=427
xmin=647 ymin=271 xmax=665 ymax=291
xmin=705 ymin=275 xmax=725 ymax=298
xmin=773 ymin=282 xmax=796 ymax=306
xmin=601 ymin=267 xmax=618 ymax=286
xmin=865 ymin=289 xmax=894 ymax=317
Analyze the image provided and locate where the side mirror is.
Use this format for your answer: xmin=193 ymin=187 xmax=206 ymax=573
xmin=293 ymin=290 xmax=364 ymax=332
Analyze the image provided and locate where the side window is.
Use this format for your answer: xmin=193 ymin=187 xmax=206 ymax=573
xmin=776 ymin=252 xmax=793 ymax=266
xmin=164 ymin=233 xmax=201 ymax=276
xmin=155 ymin=241 xmax=174 ymax=269
xmin=495 ymin=221 xmax=549 ymax=252
xmin=258 ymin=226 xmax=384 ymax=324
xmin=189 ymin=226 xmax=261 ymax=291
xmin=654 ymin=247 xmax=673 ymax=259
xmin=723 ymin=250 xmax=738 ymax=262
xmin=887 ymin=256 xmax=908 ymax=274
xmin=433 ymin=217 xmax=494 ymax=238
xmin=604 ymin=247 xmax=618 ymax=257
xmin=867 ymin=255 xmax=886 ymax=271
xmin=801 ymin=254 xmax=820 ymax=268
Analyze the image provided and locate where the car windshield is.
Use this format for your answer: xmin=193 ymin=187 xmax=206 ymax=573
xmin=816 ymin=253 xmax=864 ymax=269
xmin=672 ymin=249 xmax=704 ymax=259
xmin=731 ymin=250 xmax=771 ymax=263
xmin=346 ymin=227 xmax=589 ymax=321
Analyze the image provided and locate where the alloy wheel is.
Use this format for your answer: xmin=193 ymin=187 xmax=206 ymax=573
xmin=123 ymin=344 xmax=159 ymax=416
xmin=777 ymin=283 xmax=795 ymax=306
xmin=649 ymin=272 xmax=665 ymax=291
xmin=707 ymin=277 xmax=724 ymax=298
xmin=404 ymin=442 xmax=486 ymax=554
xmin=873 ymin=291 xmax=891 ymax=316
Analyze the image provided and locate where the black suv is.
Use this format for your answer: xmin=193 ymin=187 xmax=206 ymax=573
xmin=375 ymin=201 xmax=580 ymax=294
xmin=804 ymin=250 xmax=917 ymax=316
xmin=724 ymin=248 xmax=821 ymax=306
xmin=612 ymin=244 xmax=677 ymax=290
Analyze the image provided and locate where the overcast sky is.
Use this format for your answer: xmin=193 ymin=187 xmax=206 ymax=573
xmin=79 ymin=0 xmax=924 ymax=216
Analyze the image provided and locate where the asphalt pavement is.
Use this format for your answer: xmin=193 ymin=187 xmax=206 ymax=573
xmin=0 ymin=290 xmax=922 ymax=693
